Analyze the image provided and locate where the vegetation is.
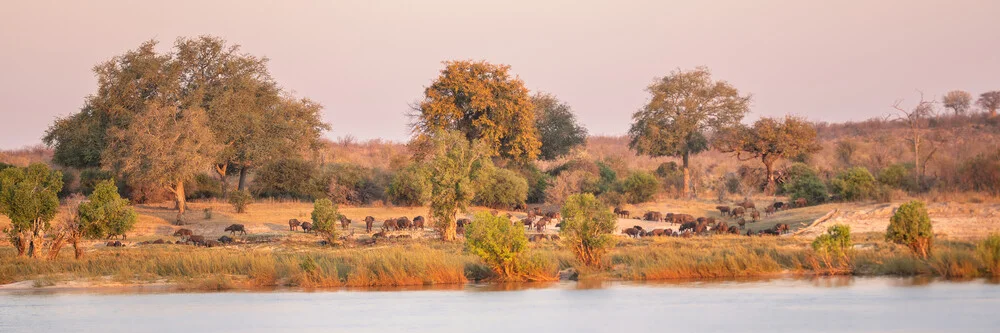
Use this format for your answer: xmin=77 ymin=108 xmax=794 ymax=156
xmin=532 ymin=92 xmax=587 ymax=160
xmin=978 ymin=91 xmax=1000 ymax=117
xmin=310 ymin=198 xmax=341 ymax=244
xmin=942 ymin=90 xmax=972 ymax=115
xmin=227 ymin=190 xmax=253 ymax=214
xmin=473 ymin=167 xmax=528 ymax=209
xmin=621 ymin=171 xmax=658 ymax=204
xmin=830 ymin=167 xmax=877 ymax=201
xmin=887 ymin=200 xmax=933 ymax=259
xmin=716 ymin=116 xmax=821 ymax=191
xmin=783 ymin=164 xmax=828 ymax=205
xmin=464 ymin=212 xmax=533 ymax=280
xmin=559 ymin=193 xmax=616 ymax=267
xmin=78 ymin=180 xmax=137 ymax=240
xmin=628 ymin=67 xmax=751 ymax=198
xmin=812 ymin=224 xmax=852 ymax=272
xmin=978 ymin=234 xmax=1000 ymax=277
xmin=0 ymin=163 xmax=63 ymax=258
xmin=386 ymin=164 xmax=431 ymax=206
xmin=427 ymin=131 xmax=488 ymax=241
xmin=411 ymin=60 xmax=540 ymax=161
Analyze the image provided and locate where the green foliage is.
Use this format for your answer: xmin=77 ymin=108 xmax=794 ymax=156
xmin=464 ymin=212 xmax=529 ymax=280
xmin=187 ymin=173 xmax=223 ymax=199
xmin=878 ymin=163 xmax=915 ymax=191
xmin=812 ymin=224 xmax=852 ymax=257
xmin=513 ymin=163 xmax=550 ymax=204
xmin=831 ymin=167 xmax=877 ymax=201
xmin=957 ymin=150 xmax=1000 ymax=195
xmin=0 ymin=164 xmax=63 ymax=257
xmin=78 ymin=180 xmax=137 ymax=239
xmin=473 ymin=167 xmax=528 ymax=209
xmin=715 ymin=116 xmax=822 ymax=190
xmin=79 ymin=168 xmax=113 ymax=196
xmin=252 ymin=159 xmax=324 ymax=200
xmin=413 ymin=60 xmax=540 ymax=161
xmin=310 ymin=198 xmax=341 ymax=242
xmin=560 ymin=193 xmax=617 ymax=266
xmin=386 ymin=164 xmax=431 ymax=206
xmin=887 ymin=200 xmax=933 ymax=259
xmin=325 ymin=164 xmax=391 ymax=205
xmin=978 ymin=234 xmax=1000 ymax=277
xmin=595 ymin=162 xmax=618 ymax=194
xmin=532 ymin=92 xmax=587 ymax=160
xmin=621 ymin=171 xmax=658 ymax=203
xmin=428 ymin=131 xmax=489 ymax=241
xmin=228 ymin=190 xmax=254 ymax=214
xmin=783 ymin=166 xmax=828 ymax=204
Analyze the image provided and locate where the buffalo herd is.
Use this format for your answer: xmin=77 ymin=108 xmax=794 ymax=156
xmin=619 ymin=200 xmax=801 ymax=239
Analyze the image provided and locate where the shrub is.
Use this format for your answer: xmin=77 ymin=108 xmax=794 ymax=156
xmin=978 ymin=234 xmax=1000 ymax=277
xmin=386 ymin=164 xmax=431 ymax=206
xmin=252 ymin=159 xmax=322 ymax=200
xmin=311 ymin=198 xmax=341 ymax=244
xmin=464 ymin=212 xmax=531 ymax=280
xmin=516 ymin=163 xmax=550 ymax=204
xmin=621 ymin=171 xmax=658 ymax=203
xmin=878 ymin=163 xmax=915 ymax=191
xmin=228 ymin=190 xmax=253 ymax=214
xmin=830 ymin=167 xmax=877 ymax=201
xmin=0 ymin=163 xmax=63 ymax=257
xmin=595 ymin=161 xmax=618 ymax=194
xmin=187 ymin=173 xmax=222 ymax=199
xmin=886 ymin=200 xmax=933 ymax=259
xmin=560 ymin=193 xmax=616 ymax=266
xmin=473 ymin=167 xmax=528 ymax=209
xmin=957 ymin=150 xmax=1000 ymax=195
xmin=812 ymin=224 xmax=852 ymax=271
xmin=783 ymin=166 xmax=828 ymax=204
xmin=656 ymin=162 xmax=685 ymax=196
xmin=545 ymin=169 xmax=597 ymax=205
xmin=325 ymin=164 xmax=390 ymax=205
xmin=78 ymin=180 xmax=137 ymax=240
xmin=79 ymin=168 xmax=113 ymax=196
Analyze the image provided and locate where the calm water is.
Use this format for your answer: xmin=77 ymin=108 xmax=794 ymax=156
xmin=1 ymin=277 xmax=998 ymax=333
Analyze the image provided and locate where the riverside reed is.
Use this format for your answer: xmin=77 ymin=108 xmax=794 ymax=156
xmin=1 ymin=234 xmax=994 ymax=290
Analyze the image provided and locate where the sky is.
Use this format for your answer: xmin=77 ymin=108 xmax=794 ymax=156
xmin=1 ymin=0 xmax=998 ymax=149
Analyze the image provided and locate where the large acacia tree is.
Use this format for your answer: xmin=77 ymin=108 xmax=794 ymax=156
xmin=715 ymin=116 xmax=821 ymax=192
xmin=532 ymin=93 xmax=588 ymax=160
xmin=412 ymin=60 xmax=540 ymax=161
xmin=628 ymin=67 xmax=751 ymax=198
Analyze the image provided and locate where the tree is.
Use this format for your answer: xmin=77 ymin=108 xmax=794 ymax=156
xmin=464 ymin=211 xmax=529 ymax=280
xmin=978 ymin=91 xmax=1000 ymax=117
xmin=830 ymin=167 xmax=878 ymax=201
xmin=473 ymin=167 xmax=528 ymax=209
xmin=886 ymin=200 xmax=933 ymax=259
xmin=629 ymin=67 xmax=751 ymax=198
xmin=102 ymin=102 xmax=219 ymax=216
xmin=310 ymin=198 xmax=341 ymax=244
xmin=891 ymin=93 xmax=936 ymax=187
xmin=559 ymin=193 xmax=616 ymax=267
xmin=942 ymin=90 xmax=972 ymax=115
xmin=427 ymin=131 xmax=489 ymax=241
xmin=228 ymin=190 xmax=253 ymax=214
xmin=811 ymin=224 xmax=852 ymax=271
xmin=783 ymin=164 xmax=828 ymax=204
xmin=621 ymin=171 xmax=659 ymax=203
xmin=532 ymin=93 xmax=588 ymax=160
xmin=78 ymin=179 xmax=137 ymax=240
xmin=386 ymin=164 xmax=432 ymax=206
xmin=0 ymin=163 xmax=63 ymax=258
xmin=715 ymin=116 xmax=821 ymax=192
xmin=412 ymin=60 xmax=540 ymax=161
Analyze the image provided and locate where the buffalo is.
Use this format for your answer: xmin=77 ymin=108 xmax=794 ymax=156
xmin=643 ymin=211 xmax=663 ymax=222
xmin=301 ymin=222 xmax=313 ymax=232
xmin=764 ymin=206 xmax=776 ymax=217
xmin=364 ymin=216 xmax=375 ymax=233
xmin=728 ymin=226 xmax=740 ymax=234
xmin=737 ymin=218 xmax=746 ymax=229
xmin=614 ymin=207 xmax=629 ymax=218
xmin=187 ymin=235 xmax=206 ymax=246
xmin=288 ymin=219 xmax=301 ymax=231
xmin=622 ymin=226 xmax=643 ymax=238
xmin=774 ymin=223 xmax=790 ymax=234
xmin=773 ymin=202 xmax=785 ymax=211
xmin=105 ymin=240 xmax=124 ymax=247
xmin=534 ymin=217 xmax=551 ymax=232
xmin=173 ymin=228 xmax=194 ymax=237
xmin=412 ymin=216 xmax=425 ymax=230
xmin=679 ymin=221 xmax=697 ymax=232
xmin=716 ymin=205 xmax=731 ymax=215
xmin=218 ymin=235 xmax=234 ymax=244
xmin=750 ymin=210 xmax=760 ymax=222
xmin=382 ymin=218 xmax=398 ymax=232
xmin=794 ymin=198 xmax=807 ymax=208
xmin=738 ymin=201 xmax=756 ymax=210
xmin=396 ymin=216 xmax=412 ymax=230
xmin=713 ymin=221 xmax=729 ymax=235
xmin=225 ymin=224 xmax=247 ymax=236
xmin=732 ymin=207 xmax=746 ymax=218
xmin=340 ymin=216 xmax=352 ymax=230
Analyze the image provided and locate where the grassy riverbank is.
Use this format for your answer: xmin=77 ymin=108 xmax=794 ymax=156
xmin=1 ymin=233 xmax=993 ymax=291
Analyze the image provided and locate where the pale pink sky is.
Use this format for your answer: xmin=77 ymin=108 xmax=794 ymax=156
xmin=1 ymin=0 xmax=998 ymax=149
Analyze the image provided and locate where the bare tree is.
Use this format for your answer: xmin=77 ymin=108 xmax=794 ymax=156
xmin=941 ymin=90 xmax=972 ymax=115
xmin=891 ymin=92 xmax=936 ymax=188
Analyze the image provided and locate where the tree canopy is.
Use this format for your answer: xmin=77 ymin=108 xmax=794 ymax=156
xmin=559 ymin=193 xmax=616 ymax=266
xmin=942 ymin=90 xmax=972 ymax=115
xmin=715 ymin=116 xmax=821 ymax=191
xmin=0 ymin=163 xmax=63 ymax=257
xmin=532 ymin=93 xmax=587 ymax=160
xmin=427 ymin=130 xmax=490 ymax=241
xmin=412 ymin=60 xmax=540 ymax=161
xmin=78 ymin=179 xmax=137 ymax=240
xmin=978 ymin=91 xmax=1000 ymax=117
xmin=628 ymin=67 xmax=751 ymax=198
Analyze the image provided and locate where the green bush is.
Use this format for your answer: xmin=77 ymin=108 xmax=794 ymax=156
xmin=887 ymin=200 xmax=933 ymax=259
xmin=187 ymin=173 xmax=222 ymax=199
xmin=831 ymin=167 xmax=877 ymax=201
xmin=0 ymin=163 xmax=63 ymax=257
xmin=812 ymin=224 xmax=852 ymax=256
xmin=78 ymin=179 xmax=137 ymax=239
xmin=473 ymin=167 xmax=528 ymax=209
xmin=311 ymin=198 xmax=341 ymax=244
xmin=958 ymin=150 xmax=1000 ymax=195
xmin=878 ymin=163 xmax=915 ymax=191
xmin=595 ymin=161 xmax=618 ymax=194
xmin=516 ymin=163 xmax=550 ymax=204
xmin=621 ymin=171 xmax=658 ymax=204
xmin=325 ymin=164 xmax=390 ymax=205
xmin=228 ymin=190 xmax=254 ymax=214
xmin=978 ymin=234 xmax=1000 ymax=277
xmin=252 ymin=159 xmax=323 ymax=200
xmin=79 ymin=168 xmax=113 ymax=196
xmin=656 ymin=161 xmax=685 ymax=196
xmin=783 ymin=166 xmax=828 ymax=204
xmin=464 ymin=211 xmax=530 ymax=280
xmin=386 ymin=164 xmax=431 ymax=206
xmin=560 ymin=193 xmax=616 ymax=266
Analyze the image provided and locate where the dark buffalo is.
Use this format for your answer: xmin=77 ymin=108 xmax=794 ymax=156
xmin=412 ymin=216 xmax=426 ymax=230
xmin=737 ymin=217 xmax=746 ymax=229
xmin=544 ymin=211 xmax=560 ymax=220
xmin=288 ymin=219 xmax=301 ymax=231
xmin=738 ymin=201 xmax=756 ymax=210
xmin=732 ymin=207 xmax=746 ymax=218
xmin=340 ymin=216 xmax=352 ymax=230
xmin=713 ymin=221 xmax=729 ymax=235
xmin=218 ymin=235 xmax=234 ymax=244
xmin=664 ymin=212 xmax=675 ymax=224
xmin=716 ymin=205 xmax=731 ymax=215
xmin=300 ymin=222 xmax=313 ymax=232
xmin=534 ymin=217 xmax=550 ymax=232
xmin=173 ymin=228 xmax=193 ymax=237
xmin=774 ymin=223 xmax=790 ymax=234
xmin=105 ymin=240 xmax=123 ymax=247
xmin=622 ymin=227 xmax=642 ymax=238
xmin=456 ymin=218 xmax=471 ymax=235
xmin=382 ymin=218 xmax=398 ymax=232
xmin=794 ymin=198 xmax=807 ymax=208
xmin=614 ymin=207 xmax=627 ymax=218
xmin=364 ymin=216 xmax=375 ymax=233
xmin=773 ymin=202 xmax=785 ymax=211
xmin=679 ymin=221 xmax=697 ymax=232
xmin=396 ymin=216 xmax=412 ymax=230
xmin=203 ymin=240 xmax=221 ymax=248
xmin=643 ymin=211 xmax=663 ymax=222
xmin=188 ymin=235 xmax=206 ymax=246
xmin=751 ymin=210 xmax=760 ymax=222
xmin=649 ymin=228 xmax=666 ymax=237
xmin=728 ymin=226 xmax=740 ymax=234
xmin=513 ymin=203 xmax=526 ymax=212
xmin=225 ymin=224 xmax=247 ymax=236
xmin=521 ymin=218 xmax=534 ymax=229
xmin=675 ymin=214 xmax=695 ymax=224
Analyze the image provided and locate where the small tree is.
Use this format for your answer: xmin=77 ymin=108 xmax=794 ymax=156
xmin=830 ymin=167 xmax=877 ymax=201
xmin=310 ymin=198 xmax=340 ymax=244
xmin=891 ymin=94 xmax=935 ymax=188
xmin=978 ymin=91 xmax=1000 ymax=117
xmin=0 ymin=163 xmax=63 ymax=258
xmin=621 ymin=171 xmax=658 ymax=203
xmin=978 ymin=233 xmax=1000 ymax=277
xmin=532 ymin=92 xmax=588 ymax=160
xmin=560 ymin=193 xmax=616 ymax=267
xmin=228 ymin=190 xmax=254 ymax=213
xmin=715 ymin=116 xmax=821 ymax=192
xmin=427 ymin=131 xmax=488 ymax=241
xmin=464 ymin=211 xmax=529 ymax=280
xmin=78 ymin=179 xmax=137 ymax=240
xmin=812 ymin=224 xmax=852 ymax=271
xmin=942 ymin=90 xmax=972 ymax=115
xmin=386 ymin=164 xmax=432 ymax=206
xmin=473 ymin=167 xmax=528 ymax=209
xmin=886 ymin=200 xmax=933 ymax=259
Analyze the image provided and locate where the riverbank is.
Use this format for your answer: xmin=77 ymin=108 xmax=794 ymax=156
xmin=2 ymin=233 xmax=993 ymax=291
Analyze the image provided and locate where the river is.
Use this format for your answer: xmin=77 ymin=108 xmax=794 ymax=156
xmin=1 ymin=277 xmax=998 ymax=332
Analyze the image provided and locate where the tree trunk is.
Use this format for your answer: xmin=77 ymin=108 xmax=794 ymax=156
xmin=71 ymin=235 xmax=83 ymax=259
xmin=47 ymin=231 xmax=66 ymax=260
xmin=682 ymin=151 xmax=691 ymax=199
xmin=237 ymin=166 xmax=248 ymax=192
xmin=439 ymin=214 xmax=457 ymax=242
xmin=912 ymin=127 xmax=921 ymax=189
xmin=174 ymin=182 xmax=187 ymax=215
xmin=12 ymin=233 xmax=27 ymax=257
xmin=215 ymin=163 xmax=229 ymax=198
xmin=991 ymin=108 xmax=997 ymax=118
xmin=764 ymin=158 xmax=775 ymax=194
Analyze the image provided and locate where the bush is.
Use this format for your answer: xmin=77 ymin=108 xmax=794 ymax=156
xmin=78 ymin=179 xmax=137 ymax=240
xmin=464 ymin=212 xmax=532 ymax=280
xmin=812 ymin=224 xmax=852 ymax=271
xmin=79 ymin=168 xmax=113 ymax=196
xmin=474 ymin=167 xmax=528 ymax=209
xmin=252 ymin=159 xmax=323 ymax=200
xmin=515 ymin=163 xmax=550 ymax=204
xmin=621 ymin=171 xmax=658 ymax=203
xmin=325 ymin=164 xmax=390 ymax=205
xmin=878 ymin=163 xmax=915 ymax=191
xmin=386 ymin=164 xmax=431 ymax=206
xmin=595 ymin=161 xmax=618 ymax=194
xmin=656 ymin=162 xmax=685 ymax=197
xmin=311 ymin=198 xmax=341 ymax=244
xmin=560 ymin=193 xmax=616 ymax=266
xmin=957 ymin=150 xmax=1000 ymax=195
xmin=886 ymin=200 xmax=933 ymax=259
xmin=228 ymin=190 xmax=253 ymax=214
xmin=545 ymin=169 xmax=597 ymax=205
xmin=979 ymin=234 xmax=1000 ymax=277
xmin=830 ymin=167 xmax=877 ymax=201
xmin=783 ymin=165 xmax=828 ymax=205
xmin=187 ymin=173 xmax=222 ymax=199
